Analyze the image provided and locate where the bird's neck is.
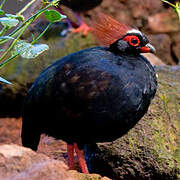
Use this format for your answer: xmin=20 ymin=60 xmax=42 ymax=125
xmin=108 ymin=45 xmax=139 ymax=57
xmin=108 ymin=40 xmax=139 ymax=56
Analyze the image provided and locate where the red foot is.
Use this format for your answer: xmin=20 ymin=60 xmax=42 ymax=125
xmin=71 ymin=22 xmax=90 ymax=36
xmin=74 ymin=143 xmax=89 ymax=174
xmin=67 ymin=144 xmax=75 ymax=170
xmin=67 ymin=143 xmax=89 ymax=174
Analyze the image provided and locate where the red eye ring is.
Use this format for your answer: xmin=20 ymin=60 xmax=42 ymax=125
xmin=123 ymin=35 xmax=140 ymax=47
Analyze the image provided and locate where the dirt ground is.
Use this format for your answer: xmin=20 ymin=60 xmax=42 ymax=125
xmin=0 ymin=117 xmax=68 ymax=164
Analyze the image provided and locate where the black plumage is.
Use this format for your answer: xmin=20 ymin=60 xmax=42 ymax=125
xmin=60 ymin=0 xmax=103 ymax=12
xmin=52 ymin=0 xmax=103 ymax=35
xmin=22 ymin=45 xmax=157 ymax=147
xmin=21 ymin=15 xmax=157 ymax=173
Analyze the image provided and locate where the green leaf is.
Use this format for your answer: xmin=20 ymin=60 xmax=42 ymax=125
xmin=0 ymin=17 xmax=19 ymax=28
xmin=29 ymin=44 xmax=49 ymax=58
xmin=0 ymin=77 xmax=12 ymax=84
xmin=14 ymin=40 xmax=31 ymax=51
xmin=16 ymin=15 xmax=24 ymax=22
xmin=14 ymin=40 xmax=49 ymax=59
xmin=44 ymin=9 xmax=66 ymax=23
xmin=5 ymin=13 xmax=19 ymax=18
xmin=0 ymin=36 xmax=14 ymax=40
xmin=0 ymin=9 xmax=4 ymax=15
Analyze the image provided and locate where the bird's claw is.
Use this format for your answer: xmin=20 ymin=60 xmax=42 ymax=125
xmin=71 ymin=22 xmax=90 ymax=36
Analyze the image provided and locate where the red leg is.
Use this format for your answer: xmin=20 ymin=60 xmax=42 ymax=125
xmin=72 ymin=22 xmax=90 ymax=36
xmin=67 ymin=144 xmax=75 ymax=170
xmin=54 ymin=7 xmax=90 ymax=36
xmin=71 ymin=12 xmax=90 ymax=36
xmin=74 ymin=143 xmax=89 ymax=174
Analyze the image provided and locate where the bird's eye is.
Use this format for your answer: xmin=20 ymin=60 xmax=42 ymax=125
xmin=123 ymin=35 xmax=140 ymax=47
xmin=129 ymin=36 xmax=140 ymax=46
xmin=131 ymin=38 xmax=138 ymax=44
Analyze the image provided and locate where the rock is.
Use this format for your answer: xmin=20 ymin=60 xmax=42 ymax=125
xmin=0 ymin=144 xmax=73 ymax=180
xmin=148 ymin=10 xmax=180 ymax=33
xmin=89 ymin=0 xmax=133 ymax=25
xmin=171 ymin=32 xmax=180 ymax=43
xmin=101 ymin=0 xmax=132 ymax=24
xmin=148 ymin=34 xmax=175 ymax=65
xmin=172 ymin=42 xmax=180 ymax=64
xmin=171 ymin=32 xmax=180 ymax=64
xmin=142 ymin=53 xmax=165 ymax=66
xmin=70 ymin=171 xmax=111 ymax=180
xmin=128 ymin=0 xmax=163 ymax=18
xmin=84 ymin=66 xmax=180 ymax=179
xmin=0 ymin=144 xmax=110 ymax=180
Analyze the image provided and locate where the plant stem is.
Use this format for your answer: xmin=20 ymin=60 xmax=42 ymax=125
xmin=0 ymin=26 xmax=8 ymax=36
xmin=0 ymin=22 xmax=52 ymax=67
xmin=176 ymin=10 xmax=180 ymax=21
xmin=0 ymin=0 xmax=7 ymax=9
xmin=0 ymin=19 xmax=33 ymax=62
xmin=18 ymin=0 xmax=37 ymax=15
xmin=175 ymin=2 xmax=180 ymax=21
xmin=31 ymin=22 xmax=52 ymax=44
xmin=161 ymin=0 xmax=176 ymax=8
xmin=0 ymin=53 xmax=18 ymax=69
xmin=161 ymin=0 xmax=180 ymax=21
xmin=0 ymin=0 xmax=59 ymax=66
xmin=0 ymin=2 xmax=53 ymax=45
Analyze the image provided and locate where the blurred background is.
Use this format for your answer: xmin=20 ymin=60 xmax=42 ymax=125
xmin=0 ymin=1 xmax=179 ymax=180
xmin=2 ymin=0 xmax=180 ymax=66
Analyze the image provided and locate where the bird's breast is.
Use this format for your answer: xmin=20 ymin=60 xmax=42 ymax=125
xmin=48 ymin=54 xmax=155 ymax=123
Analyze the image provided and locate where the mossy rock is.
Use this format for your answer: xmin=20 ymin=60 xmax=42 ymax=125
xmin=85 ymin=66 xmax=180 ymax=179
xmin=70 ymin=170 xmax=110 ymax=180
xmin=0 ymin=32 xmax=96 ymax=117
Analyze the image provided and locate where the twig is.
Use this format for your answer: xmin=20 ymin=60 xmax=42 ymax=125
xmin=0 ymin=0 xmax=7 ymax=9
xmin=31 ymin=22 xmax=52 ymax=44
xmin=0 ymin=2 xmax=53 ymax=45
xmin=18 ymin=0 xmax=37 ymax=15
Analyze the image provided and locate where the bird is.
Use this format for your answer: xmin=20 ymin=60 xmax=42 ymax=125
xmin=60 ymin=0 xmax=102 ymax=13
xmin=21 ymin=13 xmax=157 ymax=174
xmin=56 ymin=0 xmax=103 ymax=35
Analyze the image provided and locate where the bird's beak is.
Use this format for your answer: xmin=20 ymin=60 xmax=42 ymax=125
xmin=140 ymin=43 xmax=156 ymax=54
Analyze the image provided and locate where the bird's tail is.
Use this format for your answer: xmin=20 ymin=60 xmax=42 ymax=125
xmin=21 ymin=119 xmax=41 ymax=151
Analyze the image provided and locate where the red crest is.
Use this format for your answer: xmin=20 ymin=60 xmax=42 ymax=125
xmin=90 ymin=13 xmax=131 ymax=46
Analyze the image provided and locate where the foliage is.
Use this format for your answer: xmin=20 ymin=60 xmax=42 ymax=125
xmin=0 ymin=0 xmax=66 ymax=84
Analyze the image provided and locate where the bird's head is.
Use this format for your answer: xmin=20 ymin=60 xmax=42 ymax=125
xmin=109 ymin=29 xmax=156 ymax=54
xmin=91 ymin=13 xmax=155 ymax=55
